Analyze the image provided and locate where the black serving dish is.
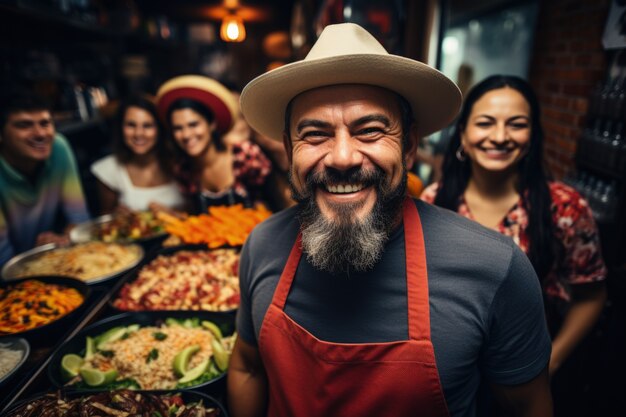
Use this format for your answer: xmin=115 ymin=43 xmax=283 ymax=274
xmin=0 ymin=276 xmax=91 ymax=343
xmin=0 ymin=337 xmax=30 ymax=388
xmin=48 ymin=310 xmax=235 ymax=396
xmin=109 ymin=244 xmax=240 ymax=314
xmin=0 ymin=389 xmax=228 ymax=417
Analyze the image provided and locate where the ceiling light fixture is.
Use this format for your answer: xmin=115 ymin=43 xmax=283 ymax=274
xmin=220 ymin=12 xmax=246 ymax=42
xmin=220 ymin=0 xmax=246 ymax=43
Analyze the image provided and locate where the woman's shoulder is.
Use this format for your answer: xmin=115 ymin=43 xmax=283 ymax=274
xmin=548 ymin=181 xmax=592 ymax=221
xmin=91 ymin=154 xmax=120 ymax=171
xmin=548 ymin=181 xmax=587 ymax=207
xmin=90 ymin=155 xmax=123 ymax=184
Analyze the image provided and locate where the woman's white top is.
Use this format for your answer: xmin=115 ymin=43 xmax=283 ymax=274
xmin=90 ymin=155 xmax=185 ymax=211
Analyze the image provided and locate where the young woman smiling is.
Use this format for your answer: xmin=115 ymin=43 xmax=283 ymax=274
xmin=156 ymin=76 xmax=271 ymax=213
xmin=421 ymin=75 xmax=607 ymax=416
xmin=91 ymin=96 xmax=184 ymax=214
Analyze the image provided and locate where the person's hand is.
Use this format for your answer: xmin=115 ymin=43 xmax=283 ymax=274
xmin=35 ymin=231 xmax=70 ymax=247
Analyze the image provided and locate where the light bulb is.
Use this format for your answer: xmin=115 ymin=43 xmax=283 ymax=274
xmin=220 ymin=14 xmax=246 ymax=42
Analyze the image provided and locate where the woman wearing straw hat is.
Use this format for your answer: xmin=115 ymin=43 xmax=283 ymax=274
xmin=156 ymin=75 xmax=272 ymax=213
xmin=228 ymin=23 xmax=552 ymax=417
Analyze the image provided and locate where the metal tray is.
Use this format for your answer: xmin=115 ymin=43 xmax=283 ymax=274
xmin=1 ymin=242 xmax=144 ymax=285
xmin=0 ymin=337 xmax=30 ymax=388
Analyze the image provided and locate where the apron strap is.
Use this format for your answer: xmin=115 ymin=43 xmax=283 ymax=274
xmin=272 ymin=233 xmax=303 ymax=309
xmin=403 ymin=197 xmax=432 ymax=341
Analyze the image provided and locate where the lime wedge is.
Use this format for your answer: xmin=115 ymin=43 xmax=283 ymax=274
xmin=61 ymin=354 xmax=84 ymax=380
xmin=211 ymin=338 xmax=230 ymax=371
xmin=178 ymin=358 xmax=209 ymax=383
xmin=173 ymin=345 xmax=200 ymax=377
xmin=96 ymin=326 xmax=127 ymax=349
xmin=80 ymin=367 xmax=118 ymax=387
xmin=85 ymin=336 xmax=96 ymax=360
xmin=201 ymin=321 xmax=223 ymax=340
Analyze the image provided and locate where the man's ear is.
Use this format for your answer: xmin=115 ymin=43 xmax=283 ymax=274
xmin=404 ymin=124 xmax=419 ymax=169
xmin=283 ymin=132 xmax=293 ymax=166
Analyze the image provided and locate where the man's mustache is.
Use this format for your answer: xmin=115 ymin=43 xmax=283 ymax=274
xmin=304 ymin=167 xmax=385 ymax=191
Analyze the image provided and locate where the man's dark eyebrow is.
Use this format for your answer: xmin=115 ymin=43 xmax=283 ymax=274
xmin=349 ymin=114 xmax=391 ymax=128
xmin=296 ymin=119 xmax=333 ymax=134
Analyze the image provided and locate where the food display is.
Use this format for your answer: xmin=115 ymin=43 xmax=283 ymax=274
xmin=6 ymin=242 xmax=142 ymax=283
xmin=112 ymin=249 xmax=240 ymax=312
xmin=159 ymin=203 xmax=271 ymax=248
xmin=69 ymin=211 xmax=167 ymax=244
xmin=5 ymin=390 xmax=224 ymax=416
xmin=0 ymin=280 xmax=84 ymax=335
xmin=98 ymin=211 xmax=165 ymax=242
xmin=59 ymin=318 xmax=234 ymax=390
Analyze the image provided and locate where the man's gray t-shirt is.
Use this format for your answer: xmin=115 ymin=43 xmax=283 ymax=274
xmin=237 ymin=199 xmax=551 ymax=417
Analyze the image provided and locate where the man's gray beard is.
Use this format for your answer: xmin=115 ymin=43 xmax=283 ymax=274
xmin=292 ymin=171 xmax=406 ymax=275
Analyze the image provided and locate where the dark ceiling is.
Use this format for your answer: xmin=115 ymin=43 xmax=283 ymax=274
xmin=134 ymin=0 xmax=295 ymax=31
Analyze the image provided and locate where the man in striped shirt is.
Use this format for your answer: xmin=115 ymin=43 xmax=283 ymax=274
xmin=0 ymin=93 xmax=89 ymax=265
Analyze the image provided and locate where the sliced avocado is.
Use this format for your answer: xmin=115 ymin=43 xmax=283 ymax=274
xmin=173 ymin=345 xmax=200 ymax=377
xmin=201 ymin=321 xmax=223 ymax=340
xmin=211 ymin=338 xmax=230 ymax=371
xmin=96 ymin=326 xmax=127 ymax=350
xmin=126 ymin=324 xmax=140 ymax=333
xmin=165 ymin=318 xmax=181 ymax=327
xmin=85 ymin=336 xmax=96 ymax=360
xmin=178 ymin=358 xmax=209 ymax=384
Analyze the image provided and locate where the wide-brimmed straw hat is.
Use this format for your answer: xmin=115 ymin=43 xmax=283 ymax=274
xmin=156 ymin=75 xmax=238 ymax=134
xmin=241 ymin=23 xmax=461 ymax=141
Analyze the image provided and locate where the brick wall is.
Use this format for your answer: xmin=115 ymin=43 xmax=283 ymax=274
xmin=528 ymin=0 xmax=611 ymax=179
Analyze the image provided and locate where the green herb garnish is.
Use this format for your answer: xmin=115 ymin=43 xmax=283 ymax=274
xmin=146 ymin=348 xmax=159 ymax=363
xmin=153 ymin=332 xmax=167 ymax=341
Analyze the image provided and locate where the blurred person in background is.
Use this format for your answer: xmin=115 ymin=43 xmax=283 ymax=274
xmin=90 ymin=95 xmax=184 ymax=214
xmin=421 ymin=74 xmax=607 ymax=417
xmin=0 ymin=92 xmax=89 ymax=264
xmin=222 ymin=85 xmax=294 ymax=210
xmin=156 ymin=75 xmax=272 ymax=213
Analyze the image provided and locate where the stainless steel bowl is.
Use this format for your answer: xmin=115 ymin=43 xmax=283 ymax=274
xmin=0 ymin=337 xmax=30 ymax=387
xmin=1 ymin=243 xmax=144 ymax=285
xmin=69 ymin=214 xmax=115 ymax=243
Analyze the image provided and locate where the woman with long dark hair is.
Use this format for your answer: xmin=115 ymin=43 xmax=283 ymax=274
xmin=91 ymin=96 xmax=184 ymax=213
xmin=156 ymin=75 xmax=271 ymax=213
xmin=421 ymin=75 xmax=607 ymax=412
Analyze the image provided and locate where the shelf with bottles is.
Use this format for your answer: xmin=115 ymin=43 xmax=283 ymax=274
xmin=578 ymin=76 xmax=626 ymax=179
xmin=0 ymin=0 xmax=133 ymax=38
xmin=563 ymin=170 xmax=622 ymax=225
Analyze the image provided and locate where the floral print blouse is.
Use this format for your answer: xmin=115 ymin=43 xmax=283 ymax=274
xmin=175 ymin=141 xmax=272 ymax=211
xmin=421 ymin=181 xmax=607 ymax=303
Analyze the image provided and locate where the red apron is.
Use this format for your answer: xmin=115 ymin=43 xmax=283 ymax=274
xmin=258 ymin=198 xmax=450 ymax=417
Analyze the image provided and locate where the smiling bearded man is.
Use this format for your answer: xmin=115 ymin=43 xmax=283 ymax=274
xmin=286 ymin=89 xmax=413 ymax=274
xmin=228 ymin=23 xmax=554 ymax=417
